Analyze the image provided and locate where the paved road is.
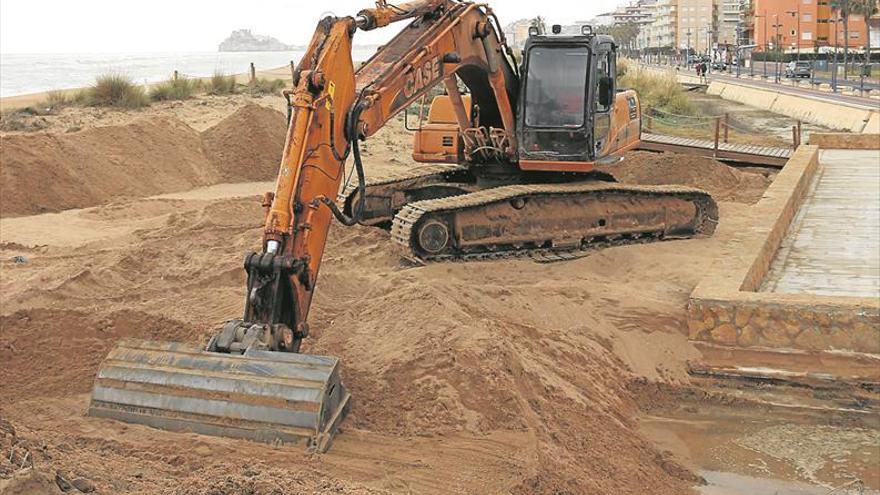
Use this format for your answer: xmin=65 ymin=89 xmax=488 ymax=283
xmin=644 ymin=62 xmax=880 ymax=109
xmin=762 ymin=149 xmax=880 ymax=298
xmin=708 ymin=72 xmax=880 ymax=110
xmin=742 ymin=61 xmax=880 ymax=91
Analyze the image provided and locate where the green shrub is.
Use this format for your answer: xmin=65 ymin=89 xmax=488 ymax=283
xmin=150 ymin=77 xmax=200 ymax=101
xmin=207 ymin=72 xmax=237 ymax=95
xmin=88 ymin=74 xmax=149 ymax=108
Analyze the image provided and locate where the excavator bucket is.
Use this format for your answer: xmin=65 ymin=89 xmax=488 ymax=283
xmin=87 ymin=339 xmax=350 ymax=452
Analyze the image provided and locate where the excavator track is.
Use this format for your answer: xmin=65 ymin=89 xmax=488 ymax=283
xmin=391 ymin=182 xmax=718 ymax=262
xmin=338 ymin=164 xmax=470 ymax=225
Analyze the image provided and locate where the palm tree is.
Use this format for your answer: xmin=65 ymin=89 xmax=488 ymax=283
xmin=856 ymin=0 xmax=878 ymax=76
xmin=841 ymin=0 xmax=850 ymax=78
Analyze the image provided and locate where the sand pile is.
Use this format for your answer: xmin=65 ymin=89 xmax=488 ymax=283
xmin=605 ymin=150 xmax=773 ymax=204
xmin=0 ymin=104 xmax=286 ymax=217
xmin=202 ymin=104 xmax=287 ymax=181
xmin=0 ymin=309 xmax=198 ymax=404
xmin=0 ymin=186 xmax=714 ymax=494
xmin=0 ymin=106 xmax=776 ymax=493
xmin=0 ymin=117 xmax=215 ymax=217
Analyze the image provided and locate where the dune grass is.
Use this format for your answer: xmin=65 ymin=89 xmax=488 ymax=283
xmin=150 ymin=77 xmax=201 ymax=101
xmin=618 ymin=57 xmax=631 ymax=77
xmin=85 ymin=74 xmax=149 ymax=108
xmin=247 ymin=77 xmax=285 ymax=95
xmin=44 ymin=90 xmax=73 ymax=108
xmin=619 ymin=65 xmax=693 ymax=116
xmin=206 ymin=72 xmax=237 ymax=95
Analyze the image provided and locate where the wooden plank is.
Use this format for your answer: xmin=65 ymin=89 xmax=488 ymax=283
xmin=639 ymin=133 xmax=790 ymax=167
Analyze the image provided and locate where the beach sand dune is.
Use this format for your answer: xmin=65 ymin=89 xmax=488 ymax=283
xmin=0 ymin=95 xmax=770 ymax=494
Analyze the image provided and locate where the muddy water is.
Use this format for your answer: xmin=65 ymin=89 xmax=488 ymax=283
xmin=700 ymin=471 xmax=875 ymax=495
xmin=639 ymin=403 xmax=880 ymax=495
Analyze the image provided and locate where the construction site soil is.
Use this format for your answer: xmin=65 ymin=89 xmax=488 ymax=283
xmin=0 ymin=96 xmax=794 ymax=494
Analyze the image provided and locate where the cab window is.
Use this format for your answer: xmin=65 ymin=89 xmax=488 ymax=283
xmin=595 ymin=51 xmax=614 ymax=113
xmin=524 ymin=46 xmax=590 ymax=128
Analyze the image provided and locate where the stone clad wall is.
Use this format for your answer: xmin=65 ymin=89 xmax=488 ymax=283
xmin=688 ymin=296 xmax=880 ymax=353
xmin=687 ymin=145 xmax=880 ymax=354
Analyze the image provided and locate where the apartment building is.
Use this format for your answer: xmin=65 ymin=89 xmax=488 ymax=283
xmin=747 ymin=0 xmax=871 ymax=50
xmin=637 ymin=0 xmax=661 ymax=48
xmin=502 ymin=19 xmax=533 ymax=49
xmin=644 ymin=0 xmax=678 ymax=49
xmin=677 ymin=0 xmax=719 ymax=51
xmin=718 ymin=0 xmax=745 ymax=45
xmin=614 ymin=1 xmax=657 ymax=24
xmin=638 ymin=0 xmax=723 ymax=51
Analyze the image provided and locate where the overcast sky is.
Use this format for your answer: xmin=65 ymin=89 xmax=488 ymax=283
xmin=1 ymin=0 xmax=619 ymax=53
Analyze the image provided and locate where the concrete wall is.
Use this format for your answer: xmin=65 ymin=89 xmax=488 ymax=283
xmin=706 ymin=81 xmax=880 ymax=133
xmin=809 ymin=133 xmax=880 ymax=149
xmin=688 ymin=146 xmax=880 ymax=354
xmin=641 ymin=65 xmax=880 ymax=133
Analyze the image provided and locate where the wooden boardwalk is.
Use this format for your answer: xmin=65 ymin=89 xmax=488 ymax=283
xmin=640 ymin=132 xmax=793 ymax=167
xmin=762 ymin=149 xmax=880 ymax=298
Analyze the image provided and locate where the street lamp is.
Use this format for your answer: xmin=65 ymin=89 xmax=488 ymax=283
xmin=705 ymin=29 xmax=714 ymax=59
xmin=686 ymin=29 xmax=693 ymax=67
xmin=831 ymin=16 xmax=840 ymax=92
xmin=786 ymin=8 xmax=801 ymax=62
xmin=773 ymin=15 xmax=782 ymax=83
xmin=754 ymin=11 xmax=768 ymax=78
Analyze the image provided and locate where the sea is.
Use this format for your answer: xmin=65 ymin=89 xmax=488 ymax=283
xmin=0 ymin=49 xmax=378 ymax=97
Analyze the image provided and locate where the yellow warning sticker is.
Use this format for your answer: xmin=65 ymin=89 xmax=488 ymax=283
xmin=326 ymin=81 xmax=336 ymax=110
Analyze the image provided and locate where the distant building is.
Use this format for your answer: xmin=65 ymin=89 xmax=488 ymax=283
xmin=872 ymin=16 xmax=880 ymax=48
xmin=614 ymin=1 xmax=656 ymax=25
xmin=591 ymin=12 xmax=616 ymax=27
xmin=677 ymin=0 xmax=719 ymax=52
xmin=561 ymin=20 xmax=596 ymax=35
xmin=718 ymin=0 xmax=744 ymax=46
xmin=503 ymin=19 xmax=533 ymax=49
xmin=744 ymin=0 xmax=874 ymax=51
xmin=646 ymin=0 xmax=678 ymax=50
xmin=640 ymin=0 xmax=717 ymax=52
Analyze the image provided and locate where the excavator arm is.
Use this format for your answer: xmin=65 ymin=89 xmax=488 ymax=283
xmin=253 ymin=0 xmax=519 ymax=353
xmin=88 ymin=1 xmax=522 ymax=452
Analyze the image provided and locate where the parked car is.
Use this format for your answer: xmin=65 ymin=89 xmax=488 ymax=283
xmin=711 ymin=61 xmax=727 ymax=71
xmin=785 ymin=60 xmax=812 ymax=78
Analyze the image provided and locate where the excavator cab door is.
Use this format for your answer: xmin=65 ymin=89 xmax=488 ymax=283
xmin=517 ymin=41 xmax=592 ymax=167
xmin=592 ymin=43 xmax=616 ymax=158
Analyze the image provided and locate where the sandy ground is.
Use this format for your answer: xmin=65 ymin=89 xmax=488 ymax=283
xmin=0 ymin=93 xmax=855 ymax=495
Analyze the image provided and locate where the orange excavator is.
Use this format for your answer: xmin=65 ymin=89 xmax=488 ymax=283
xmin=88 ymin=0 xmax=717 ymax=452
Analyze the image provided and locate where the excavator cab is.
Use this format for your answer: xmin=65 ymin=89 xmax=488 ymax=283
xmin=412 ymin=27 xmax=640 ymax=171
xmin=517 ymin=31 xmax=622 ymax=170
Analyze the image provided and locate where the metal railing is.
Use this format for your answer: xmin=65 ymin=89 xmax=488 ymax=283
xmin=643 ymin=107 xmax=803 ymax=151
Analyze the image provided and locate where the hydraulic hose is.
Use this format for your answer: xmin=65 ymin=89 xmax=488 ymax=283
xmin=319 ymin=102 xmax=366 ymax=226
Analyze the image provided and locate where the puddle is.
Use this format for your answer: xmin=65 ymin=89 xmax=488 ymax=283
xmin=699 ymin=471 xmax=878 ymax=495
xmin=639 ymin=403 xmax=880 ymax=495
